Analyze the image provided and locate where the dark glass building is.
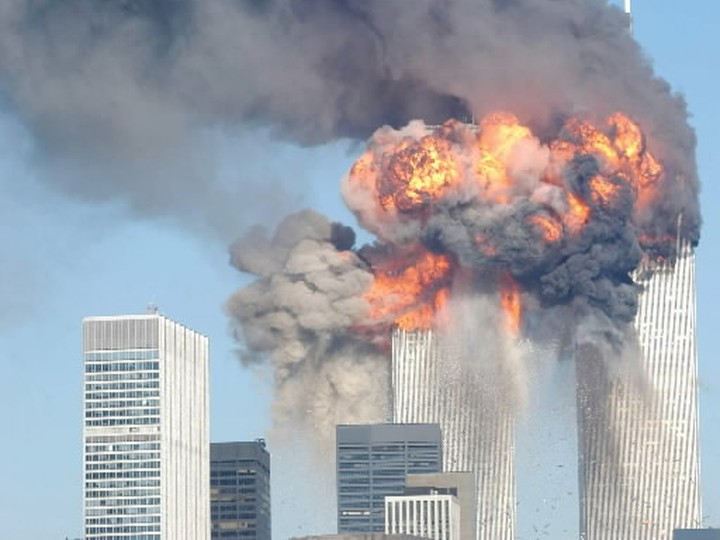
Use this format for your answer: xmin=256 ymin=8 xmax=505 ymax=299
xmin=211 ymin=440 xmax=271 ymax=540
xmin=336 ymin=424 xmax=443 ymax=533
xmin=674 ymin=531 xmax=720 ymax=540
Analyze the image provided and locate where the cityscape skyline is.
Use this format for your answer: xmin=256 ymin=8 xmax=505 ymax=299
xmin=0 ymin=2 xmax=718 ymax=539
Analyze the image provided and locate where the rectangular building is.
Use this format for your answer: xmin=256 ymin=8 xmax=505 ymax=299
xmin=405 ymin=472 xmax=475 ymax=540
xmin=577 ymin=240 xmax=702 ymax=539
xmin=83 ymin=313 xmax=210 ymax=540
xmin=211 ymin=440 xmax=271 ymax=540
xmin=386 ymin=490 xmax=461 ymax=540
xmin=391 ymin=328 xmax=516 ymax=540
xmin=336 ymin=423 xmax=442 ymax=533
xmin=674 ymin=531 xmax=720 ymax=540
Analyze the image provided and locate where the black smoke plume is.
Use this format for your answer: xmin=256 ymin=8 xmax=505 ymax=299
xmin=0 ymin=0 xmax=699 ymax=240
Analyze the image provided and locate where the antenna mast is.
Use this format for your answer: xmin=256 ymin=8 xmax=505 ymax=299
xmin=625 ymin=0 xmax=633 ymax=34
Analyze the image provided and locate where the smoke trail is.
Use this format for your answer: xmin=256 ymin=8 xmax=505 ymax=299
xmin=0 ymin=0 xmax=699 ymax=239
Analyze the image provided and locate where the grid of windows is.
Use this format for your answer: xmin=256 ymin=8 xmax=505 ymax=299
xmin=84 ymin=344 xmax=163 ymax=540
xmin=83 ymin=314 xmax=210 ymax=540
xmin=336 ymin=424 xmax=443 ymax=533
xmin=210 ymin=442 xmax=271 ymax=540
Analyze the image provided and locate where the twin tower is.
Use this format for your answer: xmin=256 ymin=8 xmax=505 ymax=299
xmin=390 ymin=240 xmax=701 ymax=540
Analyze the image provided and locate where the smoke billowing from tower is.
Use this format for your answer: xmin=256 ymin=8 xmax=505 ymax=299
xmin=0 ymin=0 xmax=699 ymax=238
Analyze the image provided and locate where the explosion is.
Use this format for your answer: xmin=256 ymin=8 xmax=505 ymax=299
xmin=219 ymin=1 xmax=700 ymax=440
xmin=227 ymin=108 xmax=696 ymax=438
xmin=342 ymin=112 xmax=671 ymax=334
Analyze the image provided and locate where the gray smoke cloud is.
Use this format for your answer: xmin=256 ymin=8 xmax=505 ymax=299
xmin=225 ymin=210 xmax=387 ymax=439
xmin=0 ymin=0 xmax=699 ymax=240
xmin=0 ymin=0 xmax=701 ymax=440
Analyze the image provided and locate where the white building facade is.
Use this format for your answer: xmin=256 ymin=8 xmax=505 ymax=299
xmin=391 ymin=328 xmax=516 ymax=540
xmin=386 ymin=493 xmax=461 ymax=540
xmin=83 ymin=314 xmax=210 ymax=540
xmin=577 ymin=239 xmax=702 ymax=538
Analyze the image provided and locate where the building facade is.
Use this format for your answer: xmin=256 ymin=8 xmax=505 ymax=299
xmin=405 ymin=473 xmax=475 ymax=540
xmin=391 ymin=328 xmax=516 ymax=540
xmin=674 ymin=531 xmax=720 ymax=540
xmin=83 ymin=313 xmax=210 ymax=540
xmin=385 ymin=491 xmax=461 ymax=540
xmin=210 ymin=440 xmax=271 ymax=540
xmin=336 ymin=423 xmax=442 ymax=533
xmin=577 ymin=239 xmax=702 ymax=539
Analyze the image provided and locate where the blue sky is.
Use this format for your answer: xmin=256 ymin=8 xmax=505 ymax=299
xmin=0 ymin=1 xmax=717 ymax=539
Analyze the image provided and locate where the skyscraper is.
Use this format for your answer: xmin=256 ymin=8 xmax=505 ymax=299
xmin=577 ymin=239 xmax=702 ymax=539
xmin=391 ymin=328 xmax=516 ymax=540
xmin=210 ymin=440 xmax=271 ymax=540
xmin=83 ymin=313 xmax=210 ymax=540
xmin=336 ymin=423 xmax=442 ymax=533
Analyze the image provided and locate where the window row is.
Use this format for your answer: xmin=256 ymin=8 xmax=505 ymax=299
xmin=86 ymin=451 xmax=160 ymax=463
xmin=86 ymin=380 xmax=160 ymax=392
xmin=86 ymin=498 xmax=160 ymax=510
xmin=86 ymin=488 xmax=160 ymax=499
xmin=86 ymin=417 xmax=160 ymax=427
xmin=86 ymin=361 xmax=160 ymax=373
xmin=86 ymin=515 xmax=160 ymax=525
xmin=86 ymin=399 xmax=160 ymax=410
xmin=85 ymin=372 xmax=159 ymax=382
xmin=86 ymin=479 xmax=160 ymax=490
xmin=86 ymin=389 xmax=159 ymax=401
xmin=86 ymin=461 xmax=160 ymax=471
xmin=86 ymin=442 xmax=160 ymax=454
xmin=85 ymin=470 xmax=160 ymax=480
xmin=85 ymin=350 xmax=159 ymax=361
xmin=86 ymin=408 xmax=160 ymax=419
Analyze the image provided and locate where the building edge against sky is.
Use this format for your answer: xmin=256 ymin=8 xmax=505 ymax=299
xmin=210 ymin=440 xmax=271 ymax=540
xmin=577 ymin=238 xmax=702 ymax=539
xmin=82 ymin=313 xmax=210 ymax=540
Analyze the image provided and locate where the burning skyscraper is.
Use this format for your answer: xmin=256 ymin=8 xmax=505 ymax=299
xmin=577 ymin=235 xmax=702 ymax=539
xmin=391 ymin=328 xmax=516 ymax=540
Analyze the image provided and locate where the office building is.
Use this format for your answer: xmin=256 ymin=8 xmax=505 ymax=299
xmin=405 ymin=473 xmax=475 ymax=540
xmin=211 ymin=440 xmax=271 ymax=540
xmin=391 ymin=328 xmax=515 ymax=540
xmin=386 ymin=489 xmax=461 ymax=540
xmin=292 ymin=535 xmax=426 ymax=540
xmin=674 ymin=530 xmax=720 ymax=540
xmin=577 ymin=238 xmax=702 ymax=539
xmin=336 ymin=423 xmax=442 ymax=533
xmin=83 ymin=313 xmax=210 ymax=540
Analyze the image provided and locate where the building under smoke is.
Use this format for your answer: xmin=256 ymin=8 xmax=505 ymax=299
xmin=391 ymin=328 xmax=516 ymax=540
xmin=577 ymin=238 xmax=702 ymax=539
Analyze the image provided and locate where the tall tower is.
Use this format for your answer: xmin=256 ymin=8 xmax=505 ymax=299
xmin=391 ymin=328 xmax=516 ymax=540
xmin=576 ymin=238 xmax=702 ymax=538
xmin=82 ymin=313 xmax=210 ymax=540
xmin=211 ymin=440 xmax=271 ymax=540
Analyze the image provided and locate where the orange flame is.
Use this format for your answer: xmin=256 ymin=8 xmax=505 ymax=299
xmin=564 ymin=193 xmax=591 ymax=235
xmin=499 ymin=272 xmax=522 ymax=336
xmin=588 ymin=175 xmax=622 ymax=208
xmin=528 ymin=213 xmax=562 ymax=243
xmin=364 ymin=249 xmax=453 ymax=331
xmin=347 ymin=111 xmax=666 ymax=332
xmin=379 ymin=136 xmax=460 ymax=212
